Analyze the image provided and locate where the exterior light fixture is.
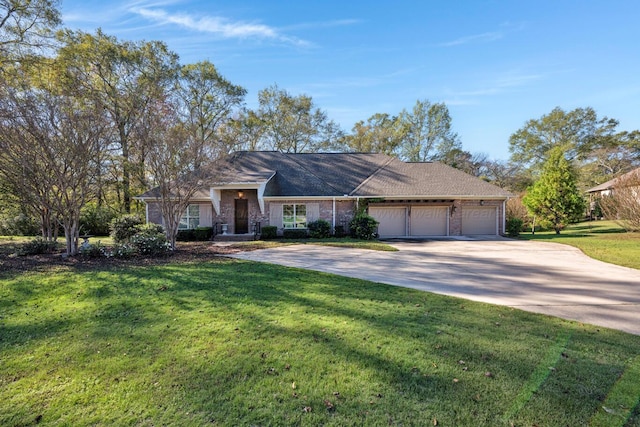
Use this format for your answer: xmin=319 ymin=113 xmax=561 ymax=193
xmin=238 ymin=190 xmax=244 ymax=199
xmin=480 ymin=200 xmax=485 ymax=206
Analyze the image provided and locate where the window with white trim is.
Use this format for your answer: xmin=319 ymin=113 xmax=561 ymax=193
xmin=179 ymin=204 xmax=200 ymax=229
xmin=283 ymin=204 xmax=306 ymax=229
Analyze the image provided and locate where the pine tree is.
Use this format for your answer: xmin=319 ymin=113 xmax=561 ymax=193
xmin=523 ymin=147 xmax=585 ymax=234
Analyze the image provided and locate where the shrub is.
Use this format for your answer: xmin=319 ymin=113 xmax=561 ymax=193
xmin=18 ymin=238 xmax=58 ymax=256
xmin=260 ymin=226 xmax=277 ymax=240
xmin=176 ymin=229 xmax=196 ymax=241
xmin=131 ymin=226 xmax=171 ymax=257
xmin=111 ymin=242 xmax=136 ymax=259
xmin=308 ymin=219 xmax=331 ymax=238
xmin=110 ymin=215 xmax=144 ymax=243
xmin=283 ymin=229 xmax=308 ymax=239
xmin=80 ymin=204 xmax=116 ymax=236
xmin=350 ymin=214 xmax=379 ymax=240
xmin=333 ymin=225 xmax=346 ymax=238
xmin=506 ymin=217 xmax=524 ymax=238
xmin=79 ymin=241 xmax=108 ymax=258
xmin=194 ymin=227 xmax=213 ymax=241
xmin=138 ymin=223 xmax=165 ymax=235
xmin=0 ymin=212 xmax=40 ymax=236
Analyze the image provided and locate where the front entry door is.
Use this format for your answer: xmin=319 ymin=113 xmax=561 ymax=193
xmin=235 ymin=199 xmax=248 ymax=234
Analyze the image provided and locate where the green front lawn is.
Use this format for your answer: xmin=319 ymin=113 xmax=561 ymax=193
xmin=519 ymin=221 xmax=640 ymax=270
xmin=1 ymin=260 xmax=639 ymax=426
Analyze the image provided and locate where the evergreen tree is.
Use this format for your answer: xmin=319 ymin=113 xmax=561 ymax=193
xmin=523 ymin=147 xmax=585 ymax=234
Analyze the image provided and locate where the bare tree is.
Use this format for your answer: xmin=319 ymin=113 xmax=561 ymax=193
xmin=598 ymin=171 xmax=640 ymax=231
xmin=142 ymin=63 xmax=245 ymax=248
xmin=0 ymin=75 xmax=106 ymax=255
xmin=142 ymin=101 xmax=211 ymax=250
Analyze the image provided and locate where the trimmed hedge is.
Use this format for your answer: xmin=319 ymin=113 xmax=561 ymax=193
xmin=176 ymin=227 xmax=214 ymax=241
xmin=261 ymin=226 xmax=277 ymax=240
xmin=283 ymin=229 xmax=308 ymax=239
xmin=176 ymin=229 xmax=196 ymax=241
xmin=194 ymin=227 xmax=213 ymax=241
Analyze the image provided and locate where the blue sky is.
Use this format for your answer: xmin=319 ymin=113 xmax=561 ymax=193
xmin=61 ymin=0 xmax=640 ymax=160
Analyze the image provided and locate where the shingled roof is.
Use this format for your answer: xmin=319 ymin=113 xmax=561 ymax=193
xmin=586 ymin=167 xmax=640 ymax=193
xmin=353 ymin=158 xmax=513 ymax=198
xmin=213 ymin=151 xmax=393 ymax=197
xmin=137 ymin=151 xmax=512 ymax=199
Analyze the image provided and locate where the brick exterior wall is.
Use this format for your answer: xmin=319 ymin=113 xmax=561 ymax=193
xmin=146 ymin=195 xmax=506 ymax=236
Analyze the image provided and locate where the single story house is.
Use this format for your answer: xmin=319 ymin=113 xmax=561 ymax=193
xmin=586 ymin=167 xmax=640 ymax=198
xmin=137 ymin=151 xmax=513 ymax=238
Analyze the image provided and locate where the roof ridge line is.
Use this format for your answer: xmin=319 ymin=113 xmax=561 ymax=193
xmin=350 ymin=156 xmax=396 ymax=196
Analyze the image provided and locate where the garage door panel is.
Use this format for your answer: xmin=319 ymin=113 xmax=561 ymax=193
xmin=369 ymin=207 xmax=407 ymax=237
xmin=462 ymin=207 xmax=497 ymax=235
xmin=411 ymin=207 xmax=448 ymax=236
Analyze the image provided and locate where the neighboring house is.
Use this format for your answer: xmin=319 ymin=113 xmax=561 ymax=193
xmin=586 ymin=167 xmax=640 ymax=217
xmin=586 ymin=167 xmax=640 ymax=198
xmin=136 ymin=151 xmax=513 ymax=238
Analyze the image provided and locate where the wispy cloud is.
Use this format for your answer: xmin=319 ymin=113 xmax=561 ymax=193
xmin=439 ymin=31 xmax=503 ymax=47
xmin=130 ymin=6 xmax=309 ymax=46
xmin=282 ymin=19 xmax=361 ymax=31
xmin=443 ymin=70 xmax=545 ymax=106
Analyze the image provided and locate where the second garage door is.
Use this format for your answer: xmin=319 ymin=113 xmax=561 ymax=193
xmin=461 ymin=207 xmax=497 ymax=235
xmin=369 ymin=207 xmax=407 ymax=237
xmin=411 ymin=207 xmax=448 ymax=236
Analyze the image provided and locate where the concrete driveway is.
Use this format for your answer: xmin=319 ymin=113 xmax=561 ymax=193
xmin=228 ymin=238 xmax=640 ymax=335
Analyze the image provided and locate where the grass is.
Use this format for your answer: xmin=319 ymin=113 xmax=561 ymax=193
xmin=1 ymin=259 xmax=639 ymax=426
xmin=519 ymin=220 xmax=640 ymax=270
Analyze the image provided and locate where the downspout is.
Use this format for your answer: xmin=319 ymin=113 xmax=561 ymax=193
xmin=145 ymin=202 xmax=149 ymax=224
xmin=332 ymin=197 xmax=336 ymax=231
xmin=502 ymin=200 xmax=507 ymax=235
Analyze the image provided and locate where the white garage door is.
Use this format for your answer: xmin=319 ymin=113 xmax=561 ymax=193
xmin=411 ymin=207 xmax=448 ymax=236
xmin=462 ymin=207 xmax=497 ymax=235
xmin=369 ymin=207 xmax=407 ymax=237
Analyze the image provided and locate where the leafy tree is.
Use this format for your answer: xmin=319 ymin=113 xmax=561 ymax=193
xmin=219 ymin=108 xmax=265 ymax=152
xmin=397 ymin=100 xmax=461 ymax=162
xmin=0 ymin=0 xmax=61 ymax=62
xmin=580 ymin=130 xmax=640 ymax=188
xmin=523 ymin=147 xmax=585 ymax=234
xmin=55 ymin=29 xmax=179 ymax=213
xmin=172 ymin=61 xmax=246 ymax=166
xmin=253 ymin=84 xmax=343 ymax=153
xmin=343 ymin=113 xmax=405 ymax=155
xmin=509 ymin=107 xmax=618 ymax=170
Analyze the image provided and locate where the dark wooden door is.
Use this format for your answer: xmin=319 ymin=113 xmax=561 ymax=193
xmin=235 ymin=199 xmax=248 ymax=234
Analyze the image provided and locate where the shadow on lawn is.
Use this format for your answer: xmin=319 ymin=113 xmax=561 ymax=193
xmin=89 ymin=260 xmax=638 ymax=425
xmin=2 ymin=258 xmax=639 ymax=425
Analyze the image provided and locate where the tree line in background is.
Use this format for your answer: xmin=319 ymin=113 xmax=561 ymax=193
xmin=1 ymin=0 xmax=640 ymax=255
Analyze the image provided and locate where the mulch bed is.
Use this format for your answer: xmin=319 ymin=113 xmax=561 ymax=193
xmin=0 ymin=242 xmax=246 ymax=275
